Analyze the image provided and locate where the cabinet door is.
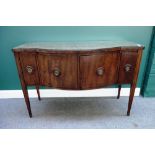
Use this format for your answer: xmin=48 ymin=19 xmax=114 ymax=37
xmin=118 ymin=51 xmax=138 ymax=84
xmin=38 ymin=54 xmax=77 ymax=89
xmin=20 ymin=52 xmax=39 ymax=85
xmin=80 ymin=52 xmax=119 ymax=89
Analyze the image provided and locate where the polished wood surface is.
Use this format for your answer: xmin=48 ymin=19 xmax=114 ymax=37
xmin=118 ymin=50 xmax=138 ymax=84
xmin=127 ymin=48 xmax=143 ymax=116
xmin=20 ymin=52 xmax=39 ymax=85
xmin=13 ymin=41 xmax=144 ymax=117
xmin=80 ymin=51 xmax=119 ymax=89
xmin=14 ymin=52 xmax=32 ymax=117
xmin=38 ymin=53 xmax=78 ymax=89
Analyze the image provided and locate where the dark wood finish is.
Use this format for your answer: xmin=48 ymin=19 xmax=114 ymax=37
xmin=127 ymin=49 xmax=143 ymax=116
xmin=13 ymin=42 xmax=144 ymax=117
xmin=48 ymin=54 xmax=78 ymax=89
xmin=22 ymin=86 xmax=32 ymax=117
xmin=37 ymin=53 xmax=78 ymax=89
xmin=37 ymin=53 xmax=50 ymax=86
xmin=36 ymin=85 xmax=41 ymax=100
xmin=117 ymin=85 xmax=121 ymax=99
xmin=14 ymin=52 xmax=32 ymax=117
xmin=118 ymin=50 xmax=138 ymax=84
xmin=80 ymin=51 xmax=119 ymax=89
xmin=20 ymin=52 xmax=39 ymax=85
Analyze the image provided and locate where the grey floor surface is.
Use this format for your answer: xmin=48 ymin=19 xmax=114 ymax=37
xmin=0 ymin=96 xmax=155 ymax=128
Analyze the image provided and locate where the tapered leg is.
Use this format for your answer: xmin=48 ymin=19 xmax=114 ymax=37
xmin=36 ymin=85 xmax=41 ymax=100
xmin=127 ymin=84 xmax=136 ymax=116
xmin=22 ymin=86 xmax=32 ymax=118
xmin=14 ymin=52 xmax=32 ymax=117
xmin=117 ymin=85 xmax=121 ymax=99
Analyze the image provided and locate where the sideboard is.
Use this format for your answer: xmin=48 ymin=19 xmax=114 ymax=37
xmin=13 ymin=41 xmax=144 ymax=117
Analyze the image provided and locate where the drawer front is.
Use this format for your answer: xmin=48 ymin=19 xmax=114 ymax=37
xmin=80 ymin=52 xmax=119 ymax=89
xmin=20 ymin=53 xmax=39 ymax=85
xmin=118 ymin=51 xmax=138 ymax=84
xmin=39 ymin=54 xmax=78 ymax=89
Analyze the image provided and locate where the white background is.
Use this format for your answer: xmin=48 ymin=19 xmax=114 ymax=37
xmin=0 ymin=130 xmax=155 ymax=155
xmin=0 ymin=0 xmax=155 ymax=155
xmin=0 ymin=0 xmax=155 ymax=25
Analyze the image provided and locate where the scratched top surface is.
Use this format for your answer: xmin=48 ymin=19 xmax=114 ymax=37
xmin=13 ymin=40 xmax=143 ymax=51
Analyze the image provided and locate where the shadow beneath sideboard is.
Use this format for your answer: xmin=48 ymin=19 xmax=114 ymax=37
xmin=30 ymin=97 xmax=128 ymax=119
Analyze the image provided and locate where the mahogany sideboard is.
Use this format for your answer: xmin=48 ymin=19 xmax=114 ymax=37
xmin=13 ymin=41 xmax=144 ymax=117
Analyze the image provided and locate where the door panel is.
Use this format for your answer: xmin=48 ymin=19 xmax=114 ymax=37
xmin=118 ymin=51 xmax=138 ymax=84
xmin=80 ymin=52 xmax=119 ymax=89
xmin=47 ymin=54 xmax=78 ymax=89
xmin=20 ymin=52 xmax=39 ymax=85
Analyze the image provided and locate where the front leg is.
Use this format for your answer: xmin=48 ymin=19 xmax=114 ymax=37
xmin=14 ymin=52 xmax=32 ymax=118
xmin=127 ymin=49 xmax=143 ymax=116
xmin=22 ymin=85 xmax=32 ymax=118
xmin=127 ymin=83 xmax=136 ymax=116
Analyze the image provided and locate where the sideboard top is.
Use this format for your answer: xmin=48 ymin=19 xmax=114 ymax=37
xmin=13 ymin=40 xmax=144 ymax=51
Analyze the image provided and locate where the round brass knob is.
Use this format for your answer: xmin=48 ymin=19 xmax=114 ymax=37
xmin=96 ymin=67 xmax=104 ymax=76
xmin=26 ymin=66 xmax=33 ymax=74
xmin=53 ymin=68 xmax=61 ymax=77
xmin=124 ymin=64 xmax=132 ymax=72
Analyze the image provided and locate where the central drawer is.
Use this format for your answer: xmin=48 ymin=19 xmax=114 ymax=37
xmin=79 ymin=52 xmax=120 ymax=89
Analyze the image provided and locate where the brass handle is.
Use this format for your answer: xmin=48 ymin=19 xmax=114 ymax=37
xmin=53 ymin=68 xmax=61 ymax=77
xmin=96 ymin=67 xmax=104 ymax=76
xmin=124 ymin=64 xmax=132 ymax=72
xmin=26 ymin=65 xmax=33 ymax=74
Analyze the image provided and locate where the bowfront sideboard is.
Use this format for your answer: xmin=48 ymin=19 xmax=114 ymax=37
xmin=13 ymin=41 xmax=144 ymax=117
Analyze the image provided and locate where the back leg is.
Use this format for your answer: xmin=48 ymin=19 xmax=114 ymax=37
xmin=36 ymin=85 xmax=41 ymax=100
xmin=117 ymin=84 xmax=121 ymax=99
